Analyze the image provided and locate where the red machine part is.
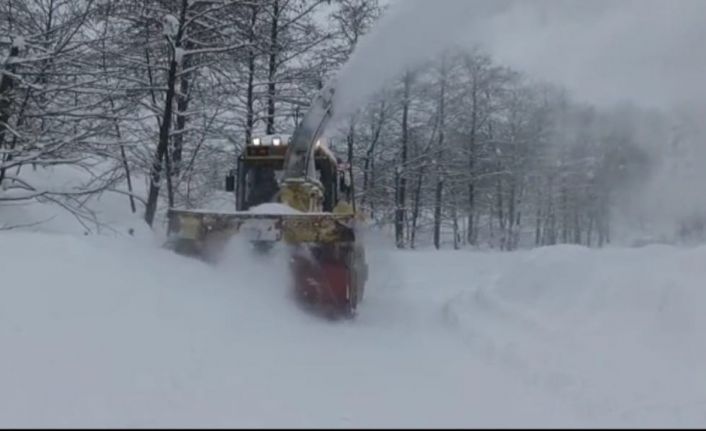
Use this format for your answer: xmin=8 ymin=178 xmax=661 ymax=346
xmin=289 ymin=244 xmax=358 ymax=319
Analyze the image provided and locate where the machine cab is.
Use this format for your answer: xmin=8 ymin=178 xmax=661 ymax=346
xmin=225 ymin=134 xmax=351 ymax=212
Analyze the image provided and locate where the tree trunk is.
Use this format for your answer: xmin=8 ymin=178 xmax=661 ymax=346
xmin=467 ymin=73 xmax=478 ymax=245
xmin=369 ymin=157 xmax=376 ymax=219
xmin=597 ymin=196 xmax=611 ymax=247
xmin=346 ymin=123 xmax=356 ymax=211
xmin=586 ymin=212 xmax=594 ymax=247
xmin=144 ymin=0 xmax=188 ymax=227
xmin=561 ymin=184 xmax=569 ymax=244
xmin=547 ymin=199 xmax=557 ymax=245
xmin=362 ymin=156 xmax=370 ymax=207
xmin=433 ymin=175 xmax=444 ymax=249
xmin=266 ymin=0 xmax=280 ymax=135
xmin=394 ymin=167 xmax=402 ymax=243
xmin=0 ymin=45 xmax=19 ymax=186
xmin=507 ymin=179 xmax=518 ymax=250
xmin=535 ymin=206 xmax=542 ymax=246
xmin=410 ymin=169 xmax=424 ymax=249
xmin=172 ymin=39 xmax=193 ymax=180
xmin=433 ymin=60 xmax=447 ymax=250
xmin=244 ymin=4 xmax=259 ymax=146
xmin=495 ymin=173 xmax=505 ymax=250
xmin=395 ymin=72 xmax=411 ymax=249
xmin=361 ymin=101 xmax=385 ymax=216
xmin=4 ymin=91 xmax=31 ymax=182
xmin=452 ymin=196 xmax=460 ymax=250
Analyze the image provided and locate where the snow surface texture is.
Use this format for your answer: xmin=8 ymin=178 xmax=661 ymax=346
xmin=2 ymin=209 xmax=706 ymax=426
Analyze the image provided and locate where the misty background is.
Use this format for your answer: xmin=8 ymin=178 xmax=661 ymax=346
xmin=1 ymin=0 xmax=704 ymax=249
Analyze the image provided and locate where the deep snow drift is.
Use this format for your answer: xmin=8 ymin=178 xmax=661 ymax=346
xmin=2 ymin=207 xmax=706 ymax=427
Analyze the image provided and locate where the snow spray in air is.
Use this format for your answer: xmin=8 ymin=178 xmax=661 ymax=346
xmin=330 ymin=0 xmax=706 ymax=115
xmin=330 ymin=0 xmax=515 ymax=124
xmin=216 ymin=234 xmax=295 ymax=308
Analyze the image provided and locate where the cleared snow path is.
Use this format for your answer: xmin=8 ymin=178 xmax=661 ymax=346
xmin=1 ymin=231 xmax=705 ymax=427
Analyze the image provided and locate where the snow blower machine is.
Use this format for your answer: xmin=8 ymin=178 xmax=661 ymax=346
xmin=165 ymin=83 xmax=368 ymax=319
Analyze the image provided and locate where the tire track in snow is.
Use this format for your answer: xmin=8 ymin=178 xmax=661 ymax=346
xmin=439 ymin=280 xmax=628 ymax=426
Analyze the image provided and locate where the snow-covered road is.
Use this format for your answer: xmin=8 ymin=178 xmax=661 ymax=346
xmin=1 ymin=229 xmax=705 ymax=427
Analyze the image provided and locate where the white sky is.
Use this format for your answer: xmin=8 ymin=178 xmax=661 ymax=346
xmin=480 ymin=0 xmax=706 ymax=109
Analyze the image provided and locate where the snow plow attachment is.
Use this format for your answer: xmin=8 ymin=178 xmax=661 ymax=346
xmin=165 ymin=209 xmax=368 ymax=318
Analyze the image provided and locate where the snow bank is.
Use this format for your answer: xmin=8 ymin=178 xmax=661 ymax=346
xmin=437 ymin=245 xmax=706 ymax=427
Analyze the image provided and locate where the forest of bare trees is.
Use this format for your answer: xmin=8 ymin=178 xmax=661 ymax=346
xmin=1 ymin=0 xmax=701 ymax=248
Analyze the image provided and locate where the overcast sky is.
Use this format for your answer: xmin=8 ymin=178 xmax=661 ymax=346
xmin=333 ymin=0 xmax=706 ymax=114
xmin=481 ymin=0 xmax=706 ymax=109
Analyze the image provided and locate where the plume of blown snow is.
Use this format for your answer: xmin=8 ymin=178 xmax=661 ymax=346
xmin=331 ymin=0 xmax=515 ymax=123
xmin=332 ymin=0 xmax=706 ymax=116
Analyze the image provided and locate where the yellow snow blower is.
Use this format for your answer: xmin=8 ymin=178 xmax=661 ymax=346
xmin=165 ymin=84 xmax=368 ymax=318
